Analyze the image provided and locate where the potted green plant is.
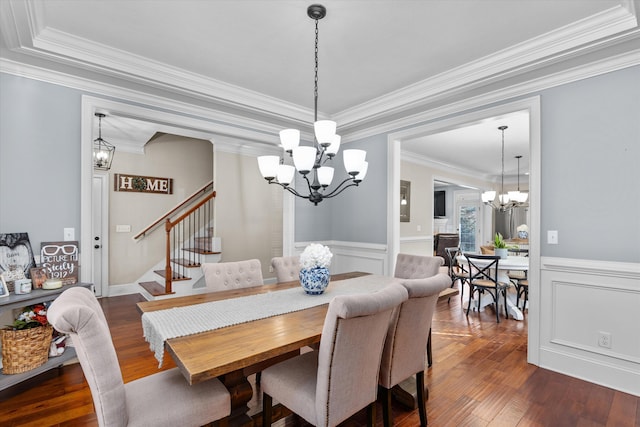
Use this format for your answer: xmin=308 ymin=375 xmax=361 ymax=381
xmin=493 ymin=232 xmax=515 ymax=259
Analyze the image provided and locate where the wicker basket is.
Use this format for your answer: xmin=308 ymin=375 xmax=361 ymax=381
xmin=1 ymin=325 xmax=53 ymax=374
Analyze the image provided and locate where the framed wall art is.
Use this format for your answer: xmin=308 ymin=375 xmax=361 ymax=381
xmin=0 ymin=232 xmax=37 ymax=280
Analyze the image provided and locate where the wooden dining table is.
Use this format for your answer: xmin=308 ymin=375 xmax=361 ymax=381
xmin=136 ymin=271 xmax=368 ymax=425
xmin=137 ymin=271 xmax=457 ymax=425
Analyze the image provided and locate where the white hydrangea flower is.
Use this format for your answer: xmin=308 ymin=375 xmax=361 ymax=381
xmin=299 ymin=243 xmax=333 ymax=270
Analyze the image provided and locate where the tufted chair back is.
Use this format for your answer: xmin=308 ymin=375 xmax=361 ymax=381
xmin=202 ymin=259 xmax=264 ymax=292
xmin=48 ymin=287 xmax=231 ymax=427
xmin=394 ymin=253 xmax=444 ymax=280
xmin=270 ymin=256 xmax=301 ymax=283
xmin=261 ymin=283 xmax=409 ymax=427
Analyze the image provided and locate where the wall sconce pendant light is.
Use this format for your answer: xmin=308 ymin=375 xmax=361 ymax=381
xmin=257 ymin=4 xmax=368 ymax=205
xmin=93 ymin=113 xmax=115 ymax=170
xmin=481 ymin=125 xmax=527 ymax=212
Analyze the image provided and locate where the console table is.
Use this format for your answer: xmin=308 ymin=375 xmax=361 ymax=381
xmin=0 ymin=283 xmax=93 ymax=392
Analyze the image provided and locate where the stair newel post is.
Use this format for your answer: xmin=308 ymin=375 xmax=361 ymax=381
xmin=165 ymin=218 xmax=173 ymax=294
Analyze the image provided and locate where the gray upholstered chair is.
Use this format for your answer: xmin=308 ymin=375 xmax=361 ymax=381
xmin=379 ymin=273 xmax=452 ymax=427
xmin=270 ymin=256 xmax=301 ymax=283
xmin=47 ymin=287 xmax=230 ymax=427
xmin=394 ymin=253 xmax=445 ymax=367
xmin=201 ymin=259 xmax=263 ymax=291
xmin=394 ymin=253 xmax=444 ymax=280
xmin=261 ymin=284 xmax=409 ymax=427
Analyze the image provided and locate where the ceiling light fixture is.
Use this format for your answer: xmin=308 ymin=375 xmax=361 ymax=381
xmin=257 ymin=4 xmax=367 ymax=205
xmin=481 ymin=126 xmax=527 ymax=212
xmin=507 ymin=155 xmax=529 ymax=204
xmin=93 ymin=113 xmax=115 ymax=170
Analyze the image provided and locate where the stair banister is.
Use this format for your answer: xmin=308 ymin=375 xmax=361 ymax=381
xmin=162 ymin=190 xmax=217 ymax=295
xmin=133 ymin=180 xmax=213 ymax=240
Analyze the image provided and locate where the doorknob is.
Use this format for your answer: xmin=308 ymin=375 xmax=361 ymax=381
xmin=94 ymin=245 xmax=100 ymax=249
xmin=94 ymin=236 xmax=100 ymax=241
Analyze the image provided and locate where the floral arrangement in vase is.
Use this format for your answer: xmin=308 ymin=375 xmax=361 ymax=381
xmin=299 ymin=243 xmax=332 ymax=295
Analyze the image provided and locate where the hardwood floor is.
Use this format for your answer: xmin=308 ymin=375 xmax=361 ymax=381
xmin=1 ymin=285 xmax=638 ymax=426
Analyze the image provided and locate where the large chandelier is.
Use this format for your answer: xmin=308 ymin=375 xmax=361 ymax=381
xmin=257 ymin=4 xmax=368 ymax=205
xmin=93 ymin=113 xmax=115 ymax=170
xmin=482 ymin=125 xmax=528 ymax=212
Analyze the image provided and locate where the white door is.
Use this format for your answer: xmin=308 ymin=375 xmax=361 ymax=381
xmin=92 ymin=173 xmax=109 ymax=296
xmin=454 ymin=192 xmax=483 ymax=253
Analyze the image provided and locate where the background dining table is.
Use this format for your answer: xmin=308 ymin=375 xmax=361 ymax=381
xmin=456 ymin=254 xmax=528 ymax=320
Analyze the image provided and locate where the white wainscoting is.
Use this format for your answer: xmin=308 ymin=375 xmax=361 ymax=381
xmin=399 ymin=236 xmax=434 ymax=257
xmin=539 ymin=257 xmax=640 ymax=396
xmin=294 ymin=241 xmax=389 ymax=276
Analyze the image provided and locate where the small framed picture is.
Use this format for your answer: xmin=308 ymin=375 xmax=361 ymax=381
xmin=0 ymin=275 xmax=9 ymax=297
xmin=30 ymin=267 xmax=48 ymax=289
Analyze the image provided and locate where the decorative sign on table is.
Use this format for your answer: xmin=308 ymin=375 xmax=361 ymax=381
xmin=114 ymin=173 xmax=173 ymax=194
xmin=40 ymin=241 xmax=79 ymax=285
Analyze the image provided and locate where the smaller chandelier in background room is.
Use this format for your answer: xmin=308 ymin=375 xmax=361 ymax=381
xmin=257 ymin=4 xmax=368 ymax=205
xmin=482 ymin=125 xmax=528 ymax=212
xmin=93 ymin=113 xmax=115 ymax=171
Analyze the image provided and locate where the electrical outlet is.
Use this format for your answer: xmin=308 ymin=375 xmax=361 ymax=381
xmin=598 ymin=331 xmax=611 ymax=349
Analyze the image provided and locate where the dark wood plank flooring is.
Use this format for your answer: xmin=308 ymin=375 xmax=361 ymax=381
xmin=1 ymin=284 xmax=638 ymax=426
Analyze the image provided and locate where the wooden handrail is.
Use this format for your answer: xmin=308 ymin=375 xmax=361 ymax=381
xmin=166 ymin=191 xmax=216 ymax=229
xmin=163 ymin=190 xmax=216 ymax=294
xmin=133 ymin=180 xmax=213 ymax=240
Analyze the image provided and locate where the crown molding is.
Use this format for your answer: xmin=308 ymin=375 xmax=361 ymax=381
xmin=2 ymin=0 xmax=637 ymax=133
xmin=401 ymin=150 xmax=493 ymax=182
xmin=344 ymin=49 xmax=640 ymax=144
xmin=2 ymin=0 xmax=314 ymax=125
xmin=333 ymin=2 xmax=638 ymax=128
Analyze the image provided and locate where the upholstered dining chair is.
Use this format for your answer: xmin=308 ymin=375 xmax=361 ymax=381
xmin=48 ymin=287 xmax=230 ymax=427
xmin=394 ymin=253 xmax=444 ymax=279
xmin=464 ymin=254 xmax=509 ymax=323
xmin=379 ymin=273 xmax=452 ymax=427
xmin=394 ymin=253 xmax=444 ymax=367
xmin=201 ymin=259 xmax=263 ymax=291
xmin=270 ymin=256 xmax=301 ymax=283
xmin=261 ymin=284 xmax=409 ymax=427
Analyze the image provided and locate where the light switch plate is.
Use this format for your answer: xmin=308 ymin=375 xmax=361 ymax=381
xmin=63 ymin=228 xmax=75 ymax=241
xmin=547 ymin=230 xmax=558 ymax=244
xmin=116 ymin=225 xmax=131 ymax=233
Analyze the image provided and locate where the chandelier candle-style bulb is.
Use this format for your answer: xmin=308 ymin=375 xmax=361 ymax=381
xmin=343 ymin=149 xmax=366 ymax=176
xmin=292 ymin=146 xmax=317 ymax=174
xmin=277 ymin=164 xmax=296 ymax=186
xmin=481 ymin=191 xmax=496 ymax=203
xmin=258 ymin=155 xmax=280 ymax=180
xmin=314 ymin=120 xmax=337 ymax=146
xmin=280 ymin=129 xmax=300 ymax=153
xmin=354 ymin=161 xmax=368 ymax=182
xmin=317 ymin=166 xmax=334 ymax=186
xmin=326 ymin=135 xmax=341 ymax=157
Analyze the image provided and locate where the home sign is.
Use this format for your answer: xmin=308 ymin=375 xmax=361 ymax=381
xmin=114 ymin=174 xmax=173 ymax=194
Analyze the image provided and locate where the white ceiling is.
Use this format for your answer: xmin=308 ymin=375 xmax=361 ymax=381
xmin=2 ymin=0 xmax=638 ymax=178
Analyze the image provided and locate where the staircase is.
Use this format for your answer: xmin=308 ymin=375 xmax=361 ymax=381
xmin=134 ymin=182 xmax=220 ymax=300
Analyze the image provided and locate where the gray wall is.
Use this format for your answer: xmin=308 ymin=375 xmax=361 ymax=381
xmin=294 ymin=134 xmax=388 ymax=244
xmin=0 ymin=74 xmax=83 ymax=248
xmin=539 ymin=65 xmax=639 ymax=262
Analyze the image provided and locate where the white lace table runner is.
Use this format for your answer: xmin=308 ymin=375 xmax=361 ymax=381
xmin=142 ymin=274 xmax=397 ymax=366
